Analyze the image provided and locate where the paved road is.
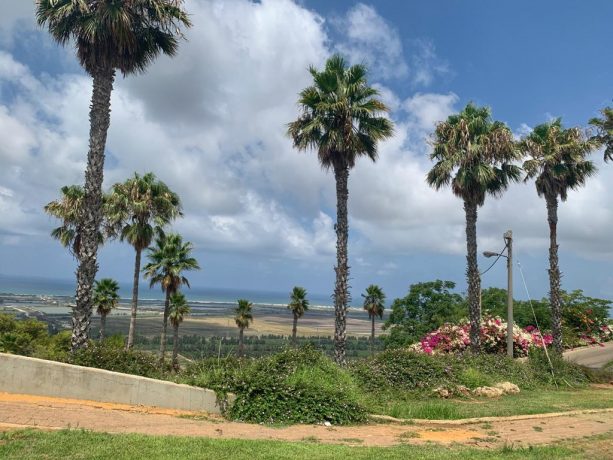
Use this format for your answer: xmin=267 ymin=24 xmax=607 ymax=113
xmin=564 ymin=341 xmax=613 ymax=369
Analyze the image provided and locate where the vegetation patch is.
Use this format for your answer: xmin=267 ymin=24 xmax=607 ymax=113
xmin=182 ymin=347 xmax=367 ymax=425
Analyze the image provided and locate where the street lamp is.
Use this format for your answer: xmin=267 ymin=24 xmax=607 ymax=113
xmin=483 ymin=230 xmax=513 ymax=358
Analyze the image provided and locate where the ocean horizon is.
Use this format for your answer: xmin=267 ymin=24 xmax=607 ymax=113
xmin=0 ymin=273 xmax=338 ymax=309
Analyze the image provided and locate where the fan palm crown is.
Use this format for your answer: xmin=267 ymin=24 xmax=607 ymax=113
xmin=362 ymin=284 xmax=385 ymax=320
xmin=169 ymin=292 xmax=190 ymax=328
xmin=235 ymin=299 xmax=253 ymax=330
xmin=287 ymin=286 xmax=309 ymax=318
xmin=36 ymin=0 xmax=192 ymax=76
xmin=589 ymin=106 xmax=613 ymax=162
xmin=93 ymin=278 xmax=120 ymax=317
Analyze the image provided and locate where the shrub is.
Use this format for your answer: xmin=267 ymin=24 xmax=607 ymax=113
xmin=528 ymin=348 xmax=588 ymax=387
xmin=0 ymin=314 xmax=50 ymax=356
xmin=182 ymin=346 xmax=367 ymax=425
xmin=68 ymin=339 xmax=167 ymax=378
xmin=408 ymin=315 xmax=553 ymax=357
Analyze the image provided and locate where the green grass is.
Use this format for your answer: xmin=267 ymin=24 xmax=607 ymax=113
xmin=364 ymin=387 xmax=613 ymax=420
xmin=1 ymin=429 xmax=610 ymax=460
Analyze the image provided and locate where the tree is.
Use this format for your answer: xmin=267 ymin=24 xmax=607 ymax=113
xmin=287 ymin=286 xmax=309 ymax=345
xmin=143 ymin=233 xmax=199 ymax=362
xmin=287 ymin=55 xmax=394 ymax=365
xmin=36 ymin=0 xmax=191 ymax=352
xmin=589 ymin=106 xmax=613 ymax=162
xmin=44 ymin=185 xmax=105 ymax=258
xmin=383 ymin=280 xmax=465 ymax=348
xmin=168 ymin=291 xmax=190 ymax=369
xmin=361 ymin=284 xmax=385 ymax=351
xmin=107 ymin=172 xmax=182 ymax=349
xmin=234 ymin=299 xmax=253 ymax=357
xmin=520 ymin=119 xmax=598 ymax=353
xmin=426 ymin=103 xmax=521 ymax=352
xmin=92 ymin=278 xmax=120 ymax=340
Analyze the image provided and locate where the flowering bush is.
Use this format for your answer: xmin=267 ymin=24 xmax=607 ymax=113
xmin=409 ymin=315 xmax=553 ymax=357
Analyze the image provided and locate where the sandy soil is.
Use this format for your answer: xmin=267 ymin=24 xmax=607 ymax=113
xmin=0 ymin=392 xmax=611 ymax=448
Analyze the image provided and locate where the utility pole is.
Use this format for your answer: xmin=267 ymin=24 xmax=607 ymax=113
xmin=504 ymin=230 xmax=513 ymax=358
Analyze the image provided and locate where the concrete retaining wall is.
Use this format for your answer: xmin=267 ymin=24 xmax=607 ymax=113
xmin=0 ymin=353 xmax=232 ymax=414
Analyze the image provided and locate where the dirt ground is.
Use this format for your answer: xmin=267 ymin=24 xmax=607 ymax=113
xmin=0 ymin=392 xmax=611 ymax=449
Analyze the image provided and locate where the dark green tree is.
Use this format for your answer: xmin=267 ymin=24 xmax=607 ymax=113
xmin=589 ymin=106 xmax=613 ymax=162
xmin=383 ymin=280 xmax=465 ymax=348
xmin=361 ymin=284 xmax=385 ymax=352
xmin=168 ymin=291 xmax=190 ymax=369
xmin=92 ymin=278 xmax=120 ymax=340
xmin=235 ymin=299 xmax=253 ymax=357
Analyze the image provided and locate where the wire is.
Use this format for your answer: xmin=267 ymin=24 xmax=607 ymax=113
xmin=516 ymin=253 xmax=558 ymax=388
xmin=479 ymin=244 xmax=507 ymax=276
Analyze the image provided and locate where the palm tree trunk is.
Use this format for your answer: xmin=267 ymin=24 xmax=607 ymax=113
xmin=292 ymin=313 xmax=298 ymax=346
xmin=72 ymin=67 xmax=115 ymax=352
xmin=464 ymin=200 xmax=481 ymax=353
xmin=159 ymin=290 xmax=171 ymax=362
xmin=238 ymin=327 xmax=244 ymax=357
xmin=126 ymin=247 xmax=142 ymax=349
xmin=546 ymin=194 xmax=563 ymax=353
xmin=333 ymin=165 xmax=350 ymax=366
xmin=371 ymin=315 xmax=375 ymax=355
xmin=100 ymin=312 xmax=106 ymax=341
xmin=172 ymin=323 xmax=179 ymax=370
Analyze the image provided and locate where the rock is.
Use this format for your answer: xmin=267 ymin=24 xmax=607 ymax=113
xmin=495 ymin=382 xmax=520 ymax=394
xmin=455 ymin=385 xmax=471 ymax=396
xmin=432 ymin=387 xmax=451 ymax=398
xmin=323 ymin=421 xmax=332 ymax=427
xmin=473 ymin=386 xmax=504 ymax=398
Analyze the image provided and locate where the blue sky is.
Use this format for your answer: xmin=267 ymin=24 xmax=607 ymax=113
xmin=0 ymin=0 xmax=611 ymax=304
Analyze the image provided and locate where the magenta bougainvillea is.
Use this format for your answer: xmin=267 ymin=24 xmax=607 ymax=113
xmin=409 ymin=315 xmax=554 ymax=357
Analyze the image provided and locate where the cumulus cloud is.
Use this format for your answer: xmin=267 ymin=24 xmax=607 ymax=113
xmin=333 ymin=3 xmax=408 ymax=80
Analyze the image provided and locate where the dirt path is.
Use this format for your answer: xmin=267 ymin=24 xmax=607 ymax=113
xmin=0 ymin=392 xmax=611 ymax=448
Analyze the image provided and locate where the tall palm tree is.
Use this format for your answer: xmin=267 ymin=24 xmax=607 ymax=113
xmin=107 ymin=172 xmax=182 ymax=349
xmin=287 ymin=286 xmax=309 ymax=345
xmin=520 ymin=119 xmax=598 ymax=353
xmin=361 ymin=284 xmax=385 ymax=352
xmin=44 ymin=185 xmax=106 ymax=258
xmin=36 ymin=0 xmax=191 ymax=352
xmin=427 ymin=103 xmax=521 ymax=353
xmin=234 ymin=299 xmax=253 ymax=358
xmin=589 ymin=106 xmax=613 ymax=162
xmin=143 ymin=233 xmax=199 ymax=362
xmin=168 ymin=291 xmax=190 ymax=369
xmin=92 ymin=278 xmax=120 ymax=340
xmin=287 ymin=55 xmax=394 ymax=365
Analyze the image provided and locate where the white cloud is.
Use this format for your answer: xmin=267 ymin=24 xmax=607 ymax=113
xmin=334 ymin=3 xmax=408 ymax=80
xmin=410 ymin=39 xmax=450 ymax=87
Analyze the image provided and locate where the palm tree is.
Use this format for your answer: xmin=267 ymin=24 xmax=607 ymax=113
xmin=287 ymin=286 xmax=309 ymax=345
xmin=234 ymin=299 xmax=253 ymax=357
xmin=44 ymin=185 xmax=106 ymax=258
xmin=107 ymin=172 xmax=182 ymax=349
xmin=92 ymin=278 xmax=120 ymax=340
xmin=36 ymin=0 xmax=191 ymax=352
xmin=589 ymin=106 xmax=613 ymax=162
xmin=287 ymin=55 xmax=394 ymax=365
xmin=427 ymin=103 xmax=521 ymax=353
xmin=362 ymin=284 xmax=385 ymax=352
xmin=168 ymin=291 xmax=190 ymax=369
xmin=143 ymin=233 xmax=200 ymax=362
xmin=520 ymin=119 xmax=598 ymax=353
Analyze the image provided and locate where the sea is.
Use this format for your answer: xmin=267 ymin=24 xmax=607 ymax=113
xmin=0 ymin=273 xmax=345 ymax=312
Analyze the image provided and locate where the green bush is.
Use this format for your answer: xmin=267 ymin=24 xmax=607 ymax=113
xmin=350 ymin=349 xmax=549 ymax=394
xmin=527 ymin=348 xmax=588 ymax=387
xmin=68 ymin=340 xmax=167 ymax=379
xmin=182 ymin=346 xmax=366 ymax=425
xmin=0 ymin=314 xmax=49 ymax=356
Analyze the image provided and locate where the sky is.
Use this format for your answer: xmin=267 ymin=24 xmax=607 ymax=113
xmin=0 ymin=0 xmax=612 ymax=304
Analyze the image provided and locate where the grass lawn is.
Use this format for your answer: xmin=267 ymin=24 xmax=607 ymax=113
xmin=364 ymin=386 xmax=613 ymax=420
xmin=1 ymin=429 xmax=611 ymax=460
